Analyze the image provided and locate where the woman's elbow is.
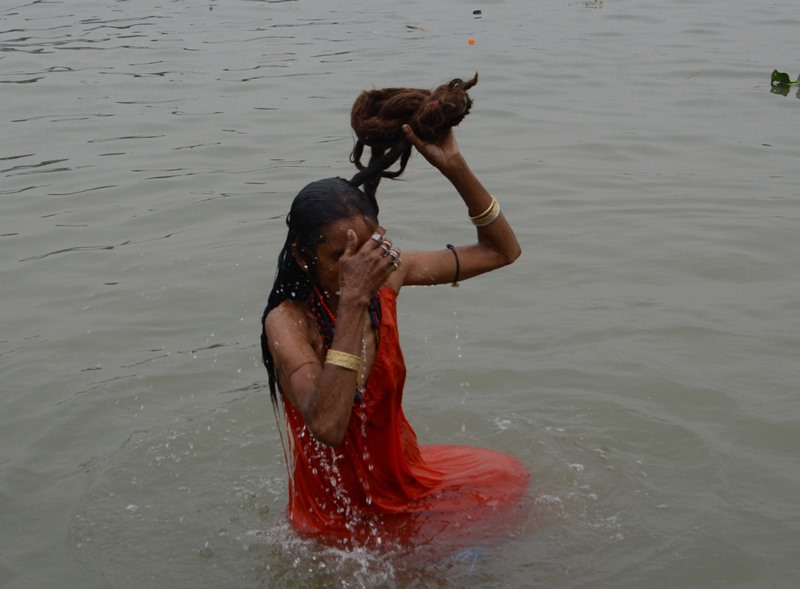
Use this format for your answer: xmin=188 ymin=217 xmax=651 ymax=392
xmin=314 ymin=430 xmax=346 ymax=448
xmin=498 ymin=242 xmax=522 ymax=267
xmin=481 ymin=232 xmax=521 ymax=268
xmin=307 ymin=419 xmax=347 ymax=447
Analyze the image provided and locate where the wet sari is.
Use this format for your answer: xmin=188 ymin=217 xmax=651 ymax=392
xmin=279 ymin=287 xmax=530 ymax=546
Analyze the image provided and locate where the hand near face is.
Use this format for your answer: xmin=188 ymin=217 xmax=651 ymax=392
xmin=313 ymin=219 xmax=400 ymax=306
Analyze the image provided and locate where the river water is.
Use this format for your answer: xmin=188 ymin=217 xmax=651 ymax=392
xmin=2 ymin=0 xmax=799 ymax=587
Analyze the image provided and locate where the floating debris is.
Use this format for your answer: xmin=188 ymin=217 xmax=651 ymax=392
xmin=771 ymin=69 xmax=799 ymax=88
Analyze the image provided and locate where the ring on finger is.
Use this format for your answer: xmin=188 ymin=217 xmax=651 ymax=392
xmin=380 ymin=238 xmax=392 ymax=249
xmin=371 ymin=232 xmax=382 ymax=243
xmin=391 ymin=260 xmax=400 ymax=269
xmin=388 ymin=249 xmax=401 ymax=265
xmin=380 ymin=243 xmax=391 ymax=255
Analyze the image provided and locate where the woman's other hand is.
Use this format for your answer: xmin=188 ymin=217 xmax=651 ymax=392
xmin=402 ymin=124 xmax=463 ymax=174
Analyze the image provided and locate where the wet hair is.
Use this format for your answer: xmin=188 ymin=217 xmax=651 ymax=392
xmin=260 ymin=177 xmax=378 ymax=406
xmin=350 ymin=73 xmax=479 ymax=203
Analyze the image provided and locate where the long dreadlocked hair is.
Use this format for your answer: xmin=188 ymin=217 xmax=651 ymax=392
xmin=261 ymin=74 xmax=479 ymax=408
xmin=349 ymin=73 xmax=479 ymax=203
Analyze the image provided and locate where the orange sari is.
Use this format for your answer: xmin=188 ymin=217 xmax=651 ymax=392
xmin=280 ymin=287 xmax=530 ymax=547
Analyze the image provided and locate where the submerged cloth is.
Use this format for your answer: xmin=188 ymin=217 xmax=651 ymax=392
xmin=279 ymin=286 xmax=530 ymax=546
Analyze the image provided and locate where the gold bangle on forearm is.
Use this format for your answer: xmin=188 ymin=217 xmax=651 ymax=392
xmin=468 ymin=196 xmax=496 ymax=221
xmin=469 ymin=196 xmax=500 ymax=227
xmin=325 ymin=349 xmax=362 ymax=372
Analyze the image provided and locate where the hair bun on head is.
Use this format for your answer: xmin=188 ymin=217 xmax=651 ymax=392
xmin=348 ymin=74 xmax=478 ymax=200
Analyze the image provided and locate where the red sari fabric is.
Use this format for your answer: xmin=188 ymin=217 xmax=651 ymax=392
xmin=280 ymin=287 xmax=530 ymax=547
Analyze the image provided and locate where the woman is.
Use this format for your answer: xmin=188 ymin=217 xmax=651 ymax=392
xmin=261 ymin=114 xmax=529 ymax=547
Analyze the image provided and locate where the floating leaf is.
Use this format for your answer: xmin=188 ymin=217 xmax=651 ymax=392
xmin=771 ymin=69 xmax=798 ymax=87
xmin=771 ymin=70 xmax=791 ymax=87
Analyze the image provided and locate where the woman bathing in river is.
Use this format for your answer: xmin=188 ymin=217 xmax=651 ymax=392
xmin=261 ymin=76 xmax=529 ymax=546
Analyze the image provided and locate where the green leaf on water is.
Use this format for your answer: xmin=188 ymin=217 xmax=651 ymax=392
xmin=771 ymin=69 xmax=798 ymax=87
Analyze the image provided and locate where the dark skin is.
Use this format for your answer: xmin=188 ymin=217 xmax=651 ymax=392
xmin=265 ymin=125 xmax=521 ymax=446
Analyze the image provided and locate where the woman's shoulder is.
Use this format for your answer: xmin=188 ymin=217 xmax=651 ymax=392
xmin=266 ymin=297 xmax=305 ymax=318
xmin=265 ymin=298 xmax=324 ymax=355
xmin=265 ymin=299 xmax=312 ymax=336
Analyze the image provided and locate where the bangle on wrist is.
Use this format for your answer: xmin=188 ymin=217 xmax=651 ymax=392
xmin=325 ymin=349 xmax=362 ymax=372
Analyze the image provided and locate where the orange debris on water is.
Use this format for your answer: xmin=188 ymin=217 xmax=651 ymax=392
xmin=468 ymin=37 xmax=476 ymax=45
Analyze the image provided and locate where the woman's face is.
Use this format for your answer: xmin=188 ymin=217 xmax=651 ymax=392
xmin=305 ymin=214 xmax=379 ymax=297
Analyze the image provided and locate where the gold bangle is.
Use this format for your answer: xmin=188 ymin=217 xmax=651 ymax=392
xmin=468 ymin=196 xmax=497 ymax=222
xmin=325 ymin=349 xmax=362 ymax=372
xmin=471 ymin=197 xmax=501 ymax=227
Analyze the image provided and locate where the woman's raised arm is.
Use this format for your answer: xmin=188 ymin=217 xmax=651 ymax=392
xmin=394 ymin=125 xmax=521 ymax=288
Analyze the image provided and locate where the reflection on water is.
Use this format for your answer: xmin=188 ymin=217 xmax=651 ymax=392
xmin=3 ymin=0 xmax=800 ymax=587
